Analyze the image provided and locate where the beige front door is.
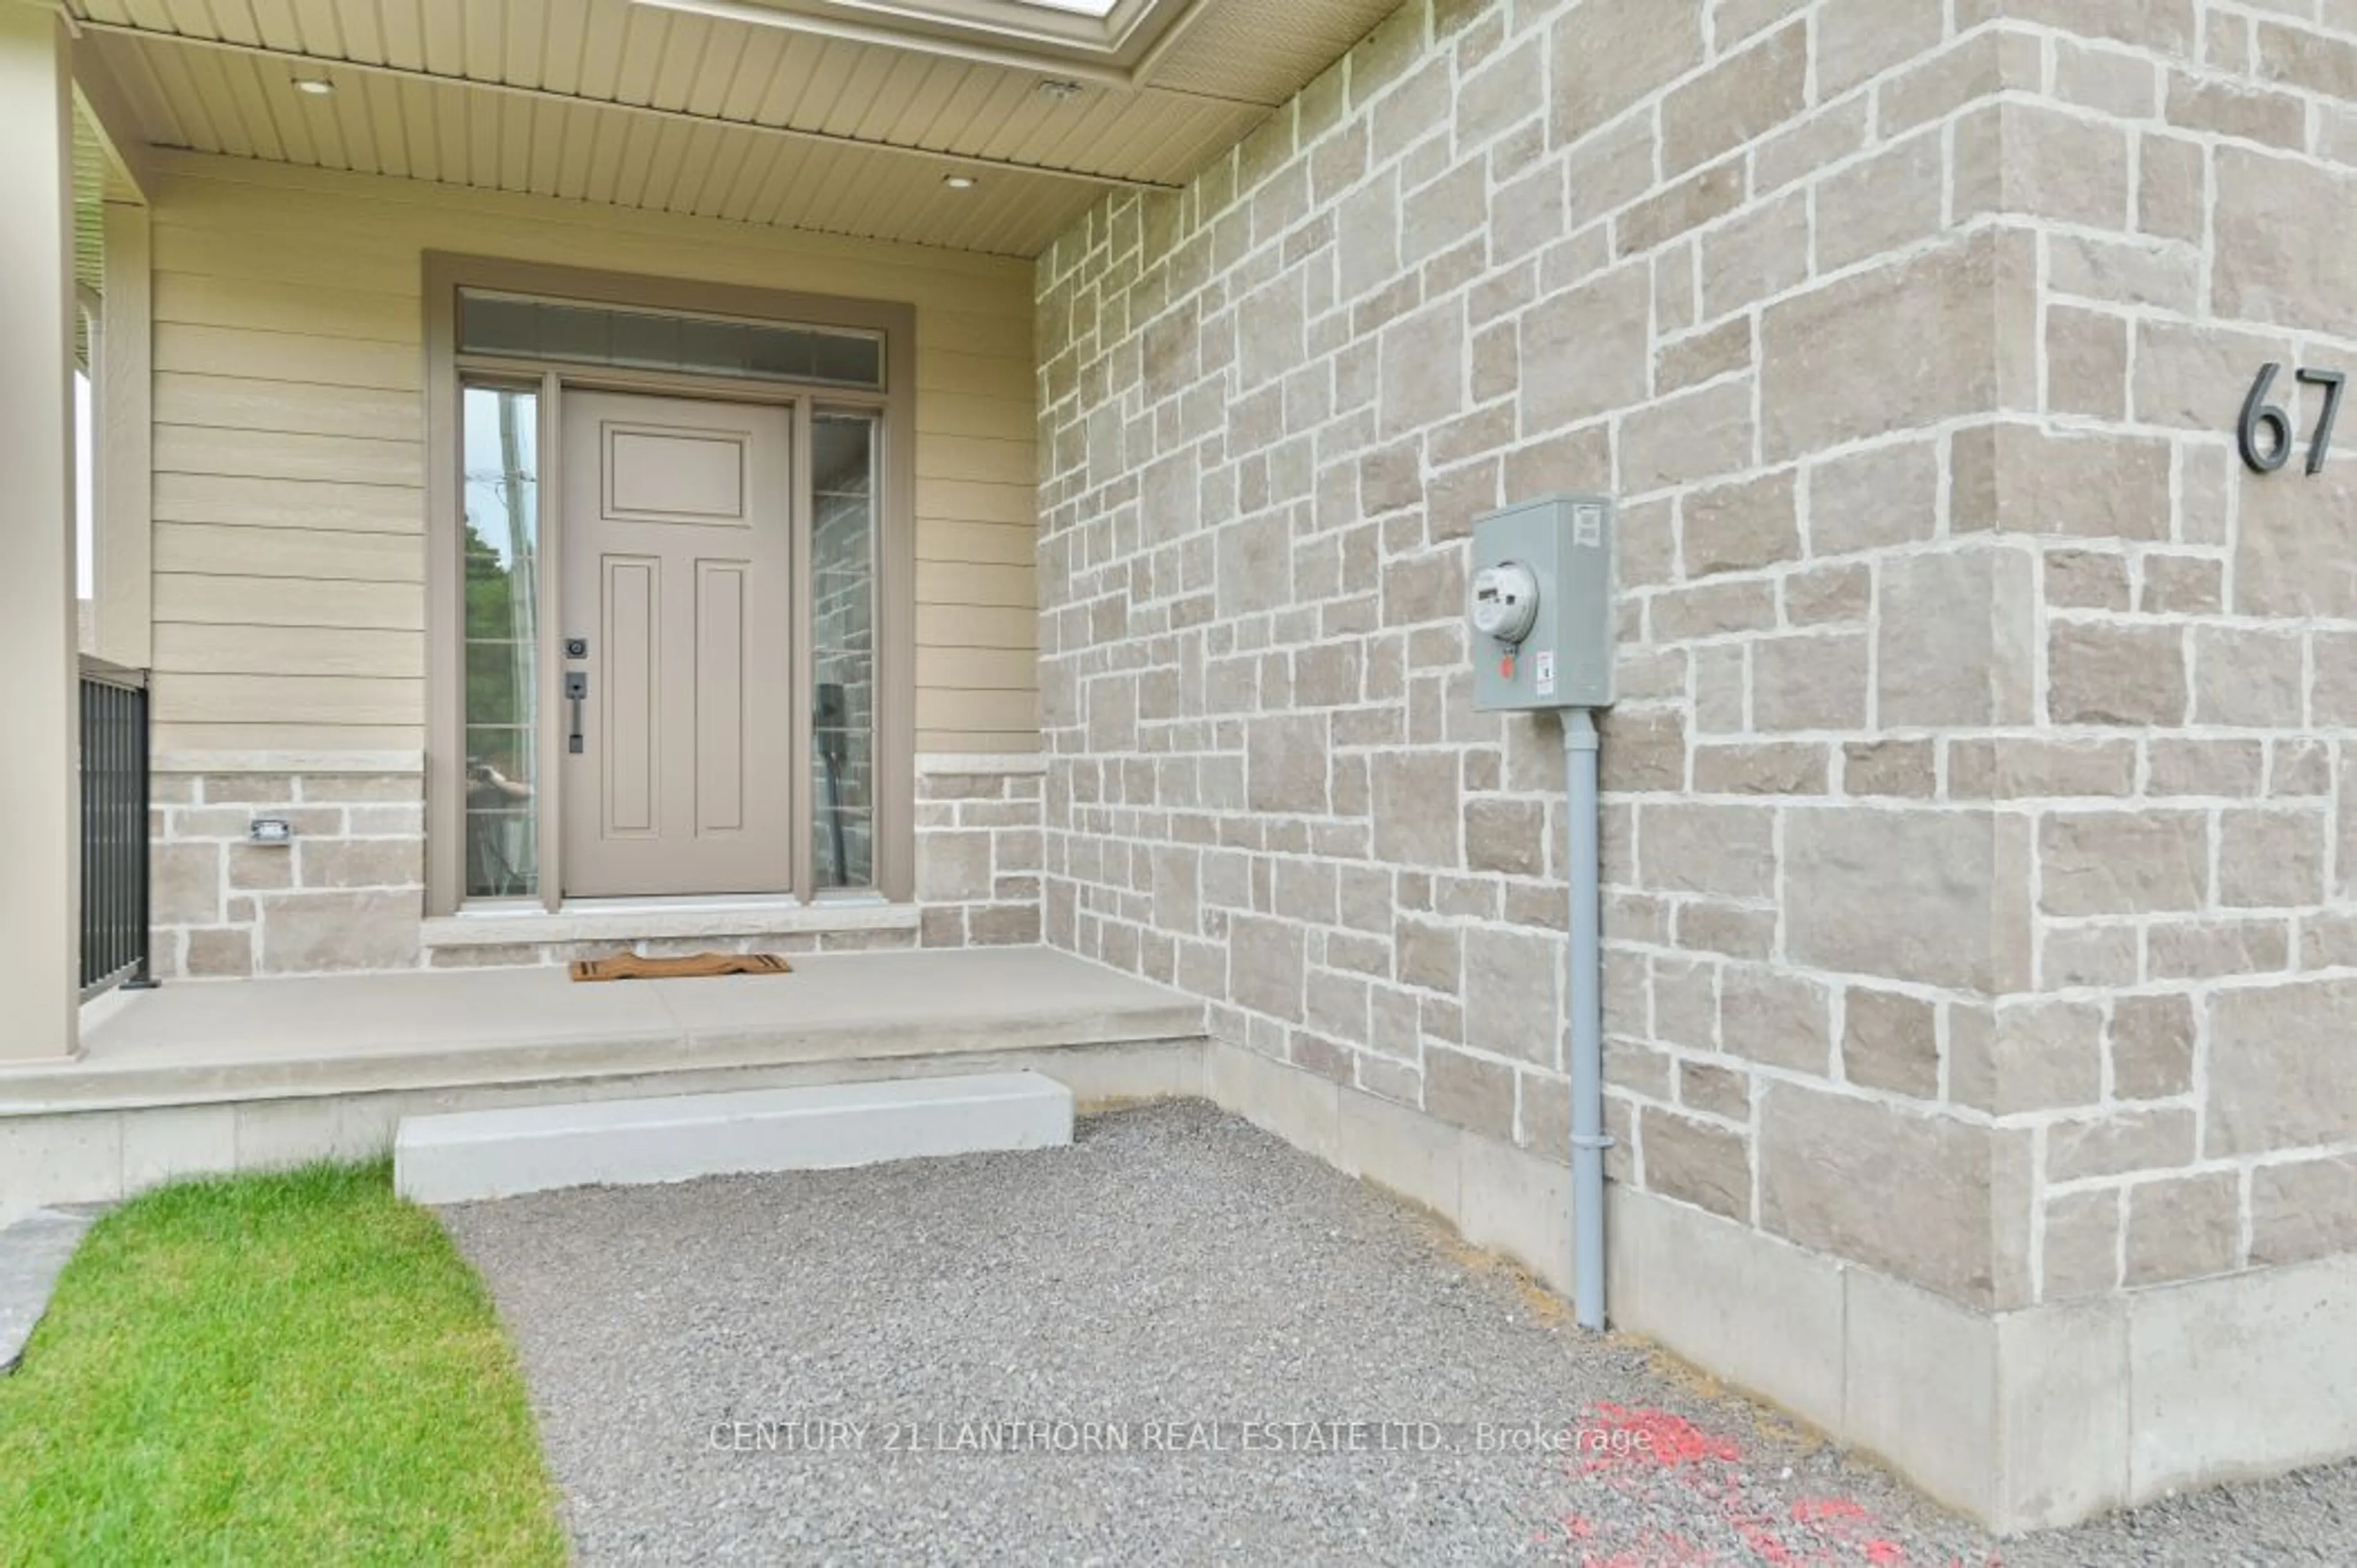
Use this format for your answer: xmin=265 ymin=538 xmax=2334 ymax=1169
xmin=560 ymin=390 xmax=795 ymax=897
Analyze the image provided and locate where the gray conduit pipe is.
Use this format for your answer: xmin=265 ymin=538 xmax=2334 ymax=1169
xmin=1564 ymin=708 xmax=1608 ymax=1332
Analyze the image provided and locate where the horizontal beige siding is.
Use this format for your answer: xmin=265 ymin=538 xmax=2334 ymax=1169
xmin=145 ymin=150 xmax=1039 ymax=756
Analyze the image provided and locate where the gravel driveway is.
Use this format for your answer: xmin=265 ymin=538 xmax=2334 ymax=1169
xmin=440 ymin=1101 xmax=2353 ymax=1565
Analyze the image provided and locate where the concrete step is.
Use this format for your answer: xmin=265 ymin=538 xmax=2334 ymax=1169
xmin=393 ymin=1070 xmax=1074 ymax=1203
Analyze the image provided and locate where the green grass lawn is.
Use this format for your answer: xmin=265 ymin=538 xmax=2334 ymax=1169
xmin=0 ymin=1161 xmax=567 ymax=1566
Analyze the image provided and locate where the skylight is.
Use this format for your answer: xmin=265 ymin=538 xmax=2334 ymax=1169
xmin=638 ymin=0 xmax=1162 ymax=74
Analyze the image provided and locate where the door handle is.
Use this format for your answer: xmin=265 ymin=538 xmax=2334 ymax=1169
xmin=565 ymin=672 xmax=588 ymax=755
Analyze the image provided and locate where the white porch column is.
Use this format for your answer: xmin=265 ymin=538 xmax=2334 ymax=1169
xmin=0 ymin=2 xmax=81 ymax=1062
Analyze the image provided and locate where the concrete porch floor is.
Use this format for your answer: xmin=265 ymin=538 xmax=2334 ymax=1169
xmin=0 ymin=949 xmax=1207 ymax=1219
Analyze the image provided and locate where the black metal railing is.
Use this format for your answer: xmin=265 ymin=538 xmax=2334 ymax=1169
xmin=80 ymin=658 xmax=154 ymax=998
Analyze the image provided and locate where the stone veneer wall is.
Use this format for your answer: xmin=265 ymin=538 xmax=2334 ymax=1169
xmin=152 ymin=763 xmax=430 ymax=978
xmin=915 ymin=757 xmax=1048 ymax=946
xmin=149 ymin=756 xmax=1042 ymax=976
xmin=1970 ymin=1 xmax=2357 ymax=1296
xmin=1038 ymin=0 xmax=2357 ymax=1331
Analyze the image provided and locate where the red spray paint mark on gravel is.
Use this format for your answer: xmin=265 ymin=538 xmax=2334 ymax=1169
xmin=1792 ymin=1499 xmax=1870 ymax=1524
xmin=1582 ymin=1403 xmax=1743 ymax=1470
xmin=1558 ymin=1405 xmax=1987 ymax=1567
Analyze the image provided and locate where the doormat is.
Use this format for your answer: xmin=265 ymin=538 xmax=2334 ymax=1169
xmin=569 ymin=952 xmax=794 ymax=983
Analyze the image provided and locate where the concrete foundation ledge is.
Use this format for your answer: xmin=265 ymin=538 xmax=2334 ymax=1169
xmin=1609 ymin=1186 xmax=2357 ymax=1531
xmin=1210 ymin=1041 xmax=2357 ymax=1534
xmin=1204 ymin=1041 xmax=1574 ymax=1295
xmin=395 ymin=1070 xmax=1075 ymax=1204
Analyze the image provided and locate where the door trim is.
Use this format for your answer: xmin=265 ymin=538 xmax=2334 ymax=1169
xmin=424 ymin=252 xmax=917 ymax=916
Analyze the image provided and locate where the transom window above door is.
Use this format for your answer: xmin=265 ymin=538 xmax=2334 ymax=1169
xmin=456 ymin=291 xmax=886 ymax=390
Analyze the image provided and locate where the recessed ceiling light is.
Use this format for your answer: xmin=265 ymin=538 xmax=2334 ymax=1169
xmin=943 ymin=174 xmax=978 ymax=190
xmin=292 ymin=76 xmax=336 ymax=96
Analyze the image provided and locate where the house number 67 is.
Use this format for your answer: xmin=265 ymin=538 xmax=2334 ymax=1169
xmin=2240 ymin=361 xmax=2345 ymax=476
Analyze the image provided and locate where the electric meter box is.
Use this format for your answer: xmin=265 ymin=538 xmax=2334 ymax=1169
xmin=1468 ymin=494 xmax=1615 ymax=713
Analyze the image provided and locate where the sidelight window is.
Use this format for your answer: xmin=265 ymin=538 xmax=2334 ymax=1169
xmin=460 ymin=384 xmax=543 ymax=900
xmin=811 ymin=412 xmax=880 ymax=890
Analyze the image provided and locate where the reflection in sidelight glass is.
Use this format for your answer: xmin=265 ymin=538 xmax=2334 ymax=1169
xmin=461 ymin=385 xmax=541 ymax=899
xmin=811 ymin=412 xmax=878 ymax=890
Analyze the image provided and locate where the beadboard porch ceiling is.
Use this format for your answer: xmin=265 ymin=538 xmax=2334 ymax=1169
xmin=66 ymin=0 xmax=1400 ymax=256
